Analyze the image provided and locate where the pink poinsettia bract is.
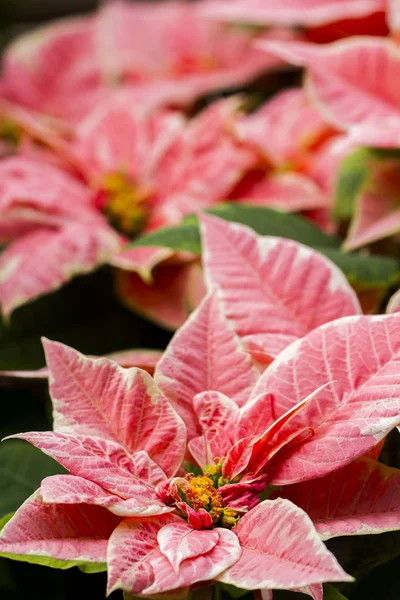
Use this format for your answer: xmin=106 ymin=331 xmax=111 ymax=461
xmin=3 ymin=218 xmax=400 ymax=598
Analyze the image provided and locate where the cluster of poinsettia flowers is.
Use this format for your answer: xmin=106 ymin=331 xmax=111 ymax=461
xmin=3 ymin=216 xmax=400 ymax=599
xmin=3 ymin=0 xmax=400 ymax=329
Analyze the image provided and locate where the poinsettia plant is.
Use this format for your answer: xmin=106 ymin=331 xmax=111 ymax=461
xmin=2 ymin=217 xmax=400 ymax=599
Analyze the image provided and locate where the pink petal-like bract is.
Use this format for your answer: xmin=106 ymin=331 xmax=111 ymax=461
xmin=0 ymin=1 xmax=290 ymax=121
xmin=343 ymin=166 xmax=400 ymax=250
xmin=8 ymin=431 xmax=168 ymax=500
xmin=258 ymin=37 xmax=400 ymax=142
xmin=0 ymin=490 xmax=120 ymax=563
xmin=231 ymin=172 xmax=329 ymax=213
xmin=115 ymin=261 xmax=198 ymax=331
xmin=157 ymin=521 xmax=219 ymax=572
xmin=217 ymin=499 xmax=352 ymax=589
xmin=200 ymin=214 xmax=361 ymax=344
xmin=252 ymin=313 xmax=400 ymax=484
xmin=43 ymin=339 xmax=186 ymax=477
xmin=0 ymin=348 xmax=163 ymax=380
xmin=233 ymin=88 xmax=329 ymax=168
xmin=0 ymin=223 xmax=120 ymax=316
xmin=202 ymin=0 xmax=384 ymax=27
xmin=151 ymin=98 xmax=257 ymax=227
xmin=0 ymin=157 xmax=96 ymax=230
xmin=155 ymin=291 xmax=258 ymax=439
xmin=144 ymin=527 xmax=241 ymax=595
xmin=279 ymin=457 xmax=400 ymax=539
xmin=40 ymin=473 xmax=170 ymax=516
xmin=106 ymin=514 xmax=178 ymax=595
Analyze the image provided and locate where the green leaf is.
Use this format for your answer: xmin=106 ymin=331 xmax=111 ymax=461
xmin=0 ymin=551 xmax=106 ymax=573
xmin=128 ymin=203 xmax=400 ymax=290
xmin=334 ymin=147 xmax=373 ymax=220
xmin=0 ymin=439 xmax=66 ymax=517
xmin=323 ymin=584 xmax=348 ymax=600
xmin=129 ymin=203 xmax=341 ymax=252
xmin=0 ymin=512 xmax=13 ymax=531
xmin=318 ymin=248 xmax=400 ymax=290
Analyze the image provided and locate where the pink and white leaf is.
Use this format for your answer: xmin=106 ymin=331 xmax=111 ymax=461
xmin=144 ymin=528 xmax=241 ymax=595
xmin=0 ymin=157 xmax=96 ymax=230
xmin=43 ymin=339 xmax=186 ymax=477
xmin=231 ymin=172 xmax=329 ymax=213
xmin=0 ymin=348 xmax=163 ymax=380
xmin=151 ymin=98 xmax=257 ymax=227
xmin=155 ymin=291 xmax=258 ymax=440
xmin=233 ymin=88 xmax=330 ymax=167
xmin=258 ymin=38 xmax=400 ymax=136
xmin=157 ymin=522 xmax=219 ymax=572
xmin=40 ymin=474 xmax=171 ymax=517
xmin=0 ymin=223 xmax=120 ymax=316
xmin=8 ymin=432 xmax=162 ymax=500
xmin=202 ymin=0 xmax=384 ymax=28
xmin=279 ymin=457 xmax=400 ymax=539
xmin=74 ymin=95 xmax=184 ymax=183
xmin=115 ymin=261 xmax=198 ymax=331
xmin=106 ymin=514 xmax=178 ymax=595
xmin=252 ymin=313 xmax=400 ymax=484
xmin=200 ymin=214 xmax=361 ymax=339
xmin=0 ymin=490 xmax=120 ymax=563
xmin=217 ymin=499 xmax=351 ymax=589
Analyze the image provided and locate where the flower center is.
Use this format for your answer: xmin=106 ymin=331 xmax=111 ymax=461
xmin=158 ymin=464 xmax=244 ymax=529
xmin=0 ymin=118 xmax=20 ymax=146
xmin=101 ymin=172 xmax=148 ymax=237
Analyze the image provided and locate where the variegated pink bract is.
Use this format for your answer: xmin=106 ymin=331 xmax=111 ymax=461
xmin=202 ymin=0 xmax=385 ymax=27
xmin=0 ymin=0 xmax=291 ymax=123
xmin=257 ymin=36 xmax=400 ymax=249
xmin=201 ymin=0 xmax=388 ymax=40
xmin=4 ymin=221 xmax=400 ymax=597
xmin=0 ymin=338 xmax=351 ymax=597
xmin=0 ymin=98 xmax=255 ymax=322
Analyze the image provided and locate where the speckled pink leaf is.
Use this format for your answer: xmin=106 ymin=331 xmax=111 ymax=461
xmin=151 ymin=99 xmax=257 ymax=227
xmin=258 ymin=38 xmax=400 ymax=137
xmin=157 ymin=522 xmax=219 ymax=572
xmin=233 ymin=88 xmax=329 ymax=168
xmin=8 ymin=432 xmax=163 ymax=499
xmin=110 ymin=246 xmax=175 ymax=279
xmin=189 ymin=391 xmax=238 ymax=466
xmin=223 ymin=385 xmax=328 ymax=480
xmin=279 ymin=457 xmax=400 ymax=539
xmin=155 ymin=291 xmax=258 ymax=440
xmin=40 ymin=473 xmax=170 ymax=517
xmin=0 ymin=156 xmax=96 ymax=229
xmin=200 ymin=214 xmax=361 ymax=341
xmin=217 ymin=498 xmax=352 ymax=589
xmin=242 ymin=332 xmax=299 ymax=365
xmin=0 ymin=490 xmax=120 ymax=563
xmin=75 ymin=95 xmax=184 ymax=183
xmin=95 ymin=1 xmax=292 ymax=112
xmin=43 ymin=339 xmax=186 ymax=477
xmin=252 ymin=313 xmax=400 ymax=484
xmin=344 ymin=171 xmax=400 ymax=250
xmin=144 ymin=527 xmax=241 ymax=595
xmin=0 ymin=222 xmax=120 ymax=316
xmin=0 ymin=348 xmax=163 ymax=380
xmin=232 ymin=172 xmax=328 ymax=212
xmin=202 ymin=0 xmax=383 ymax=27
xmin=107 ymin=514 xmax=178 ymax=595
xmin=115 ymin=260 xmax=198 ymax=331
